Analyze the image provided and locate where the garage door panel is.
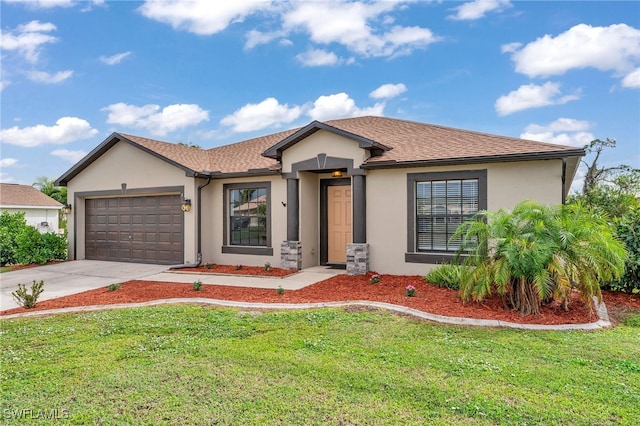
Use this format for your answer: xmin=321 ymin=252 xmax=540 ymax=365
xmin=85 ymin=195 xmax=183 ymax=265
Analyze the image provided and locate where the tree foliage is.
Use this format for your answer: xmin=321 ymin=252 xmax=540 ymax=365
xmin=453 ymin=200 xmax=628 ymax=316
xmin=33 ymin=176 xmax=67 ymax=204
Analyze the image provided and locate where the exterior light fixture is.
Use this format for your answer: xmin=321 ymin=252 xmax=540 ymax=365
xmin=63 ymin=204 xmax=72 ymax=215
xmin=332 ymin=170 xmax=343 ymax=178
xmin=181 ymin=199 xmax=192 ymax=212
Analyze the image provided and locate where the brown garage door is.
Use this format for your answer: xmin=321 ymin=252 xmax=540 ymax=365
xmin=85 ymin=195 xmax=183 ymax=265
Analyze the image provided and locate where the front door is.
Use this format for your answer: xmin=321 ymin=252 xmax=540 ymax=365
xmin=321 ymin=179 xmax=352 ymax=264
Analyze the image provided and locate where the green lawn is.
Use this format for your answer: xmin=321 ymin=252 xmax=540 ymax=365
xmin=1 ymin=306 xmax=639 ymax=425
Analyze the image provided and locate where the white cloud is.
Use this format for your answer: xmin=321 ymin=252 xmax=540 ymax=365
xmin=283 ymin=1 xmax=439 ymax=58
xmin=448 ymin=0 xmax=511 ymax=21
xmin=495 ymin=82 xmax=579 ymax=116
xmin=0 ymin=117 xmax=98 ymax=147
xmin=0 ymin=20 xmax=58 ymax=63
xmin=51 ymin=149 xmax=88 ymax=163
xmin=0 ymin=80 xmax=10 ymax=92
xmin=296 ymin=49 xmax=339 ymax=67
xmin=307 ymin=92 xmax=384 ymax=122
xmin=3 ymin=0 xmax=74 ymax=9
xmin=138 ymin=0 xmax=274 ymax=36
xmin=622 ymin=67 xmax=640 ymax=88
xmin=220 ymin=98 xmax=301 ymax=132
xmin=99 ymin=51 xmax=132 ymax=65
xmin=369 ymin=83 xmax=407 ymax=99
xmin=0 ymin=173 xmax=16 ymax=184
xmin=102 ymin=102 xmax=209 ymax=136
xmin=0 ymin=158 xmax=18 ymax=168
xmin=520 ymin=118 xmax=594 ymax=148
xmin=507 ymin=23 xmax=640 ymax=79
xmin=245 ymin=29 xmax=286 ymax=50
xmin=26 ymin=70 xmax=73 ymax=84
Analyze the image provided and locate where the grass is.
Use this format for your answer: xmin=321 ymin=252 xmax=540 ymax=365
xmin=1 ymin=306 xmax=639 ymax=425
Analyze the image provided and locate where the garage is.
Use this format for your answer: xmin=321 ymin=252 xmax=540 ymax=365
xmin=85 ymin=195 xmax=183 ymax=265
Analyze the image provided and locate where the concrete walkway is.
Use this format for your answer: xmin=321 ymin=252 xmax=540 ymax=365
xmin=141 ymin=265 xmax=342 ymax=290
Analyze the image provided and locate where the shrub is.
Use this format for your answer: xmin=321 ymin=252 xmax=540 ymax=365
xmin=193 ymin=280 xmax=203 ymax=291
xmin=276 ymin=286 xmax=285 ymax=295
xmin=235 ymin=264 xmax=243 ymax=270
xmin=0 ymin=211 xmax=67 ymax=266
xmin=604 ymin=205 xmax=640 ymax=293
xmin=424 ymin=264 xmax=463 ymax=290
xmin=108 ymin=283 xmax=121 ymax=292
xmin=405 ymin=285 xmax=416 ymax=297
xmin=369 ymin=274 xmax=381 ymax=284
xmin=264 ymin=262 xmax=271 ymax=271
xmin=12 ymin=280 xmax=44 ymax=309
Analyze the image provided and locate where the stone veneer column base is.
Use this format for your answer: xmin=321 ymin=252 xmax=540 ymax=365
xmin=347 ymin=243 xmax=369 ymax=275
xmin=281 ymin=241 xmax=302 ymax=270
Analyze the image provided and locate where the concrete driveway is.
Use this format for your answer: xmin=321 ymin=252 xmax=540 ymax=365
xmin=1 ymin=260 xmax=167 ymax=311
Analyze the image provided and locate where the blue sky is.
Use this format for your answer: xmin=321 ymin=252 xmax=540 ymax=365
xmin=1 ymin=0 xmax=639 ymax=192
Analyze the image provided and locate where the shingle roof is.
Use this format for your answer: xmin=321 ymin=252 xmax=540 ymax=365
xmin=0 ymin=184 xmax=63 ymax=208
xmin=57 ymin=116 xmax=585 ymax=185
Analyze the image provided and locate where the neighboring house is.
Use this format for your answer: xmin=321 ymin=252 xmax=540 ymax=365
xmin=0 ymin=183 xmax=63 ymax=234
xmin=55 ymin=116 xmax=584 ymax=274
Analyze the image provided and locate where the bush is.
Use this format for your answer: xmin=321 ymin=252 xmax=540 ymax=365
xmin=424 ymin=264 xmax=463 ymax=290
xmin=108 ymin=283 xmax=121 ymax=292
xmin=0 ymin=211 xmax=67 ymax=265
xmin=193 ymin=280 xmax=202 ymax=291
xmin=12 ymin=280 xmax=44 ymax=309
xmin=604 ymin=205 xmax=640 ymax=293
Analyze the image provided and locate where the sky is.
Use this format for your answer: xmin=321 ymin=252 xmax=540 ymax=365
xmin=1 ymin=0 xmax=639 ymax=193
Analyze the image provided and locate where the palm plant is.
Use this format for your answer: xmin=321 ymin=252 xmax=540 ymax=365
xmin=454 ymin=200 xmax=627 ymax=316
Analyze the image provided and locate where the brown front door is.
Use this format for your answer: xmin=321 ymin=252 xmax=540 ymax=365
xmin=326 ymin=184 xmax=352 ymax=263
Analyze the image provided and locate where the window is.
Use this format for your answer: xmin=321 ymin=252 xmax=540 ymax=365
xmin=222 ymin=182 xmax=272 ymax=256
xmin=406 ymin=170 xmax=486 ymax=263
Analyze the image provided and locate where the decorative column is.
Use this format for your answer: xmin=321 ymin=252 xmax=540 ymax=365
xmin=347 ymin=174 xmax=369 ymax=275
xmin=282 ymin=178 xmax=302 ymax=270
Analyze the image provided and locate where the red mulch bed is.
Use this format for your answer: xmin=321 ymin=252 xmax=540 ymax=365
xmin=2 ymin=260 xmax=66 ymax=272
xmin=177 ymin=264 xmax=296 ymax=277
xmin=4 ymin=272 xmax=632 ymax=326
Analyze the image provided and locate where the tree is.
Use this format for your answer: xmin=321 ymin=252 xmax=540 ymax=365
xmin=454 ymin=200 xmax=628 ymax=316
xmin=33 ymin=176 xmax=67 ymax=204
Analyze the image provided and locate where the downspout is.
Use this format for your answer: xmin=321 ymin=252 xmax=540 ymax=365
xmin=561 ymin=157 xmax=567 ymax=205
xmin=170 ymin=174 xmax=212 ymax=269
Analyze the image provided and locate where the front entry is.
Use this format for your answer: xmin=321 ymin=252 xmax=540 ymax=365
xmin=321 ymin=178 xmax=352 ymax=265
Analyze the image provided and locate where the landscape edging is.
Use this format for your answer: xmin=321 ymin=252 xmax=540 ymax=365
xmin=0 ymin=296 xmax=612 ymax=330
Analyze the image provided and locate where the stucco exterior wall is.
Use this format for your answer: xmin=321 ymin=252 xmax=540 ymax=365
xmin=200 ymin=175 xmax=287 ymax=267
xmin=1 ymin=207 xmax=61 ymax=234
xmin=66 ymin=141 xmax=198 ymax=262
xmin=281 ymin=130 xmax=369 ymax=174
xmin=366 ymin=159 xmax=563 ymax=275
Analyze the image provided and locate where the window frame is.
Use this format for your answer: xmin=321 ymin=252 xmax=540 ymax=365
xmin=222 ymin=181 xmax=273 ymax=256
xmin=406 ymin=170 xmax=487 ymax=264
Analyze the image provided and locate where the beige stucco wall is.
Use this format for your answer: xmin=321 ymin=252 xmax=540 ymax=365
xmin=200 ymin=175 xmax=287 ymax=267
xmin=66 ymin=141 xmax=198 ymax=262
xmin=366 ymin=159 xmax=564 ymax=275
xmin=281 ymin=130 xmax=368 ymax=174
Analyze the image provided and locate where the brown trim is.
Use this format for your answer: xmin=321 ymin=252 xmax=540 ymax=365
xmin=222 ymin=181 xmax=272 ymax=254
xmin=406 ymin=170 xmax=487 ymax=264
xmin=263 ymin=120 xmax=391 ymax=160
xmin=363 ymin=150 xmax=585 ymax=170
xmin=320 ymin=178 xmax=351 ymax=265
xmin=283 ymin=154 xmax=365 ymax=179
xmin=74 ymin=186 xmax=184 ymax=199
xmin=56 ymin=133 xmax=198 ymax=186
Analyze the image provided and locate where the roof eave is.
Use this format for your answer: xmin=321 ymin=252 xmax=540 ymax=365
xmin=55 ymin=133 xmax=198 ymax=186
xmin=362 ymin=149 xmax=586 ymax=170
xmin=262 ymin=120 xmax=391 ymax=160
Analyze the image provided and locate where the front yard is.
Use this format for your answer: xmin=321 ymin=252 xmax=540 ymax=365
xmin=2 ymin=306 xmax=639 ymax=425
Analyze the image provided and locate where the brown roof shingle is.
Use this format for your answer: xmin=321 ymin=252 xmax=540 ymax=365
xmin=0 ymin=184 xmax=63 ymax=208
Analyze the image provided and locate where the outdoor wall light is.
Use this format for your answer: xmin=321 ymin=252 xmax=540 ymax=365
xmin=332 ymin=170 xmax=343 ymax=178
xmin=181 ymin=199 xmax=192 ymax=212
xmin=63 ymin=204 xmax=72 ymax=215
